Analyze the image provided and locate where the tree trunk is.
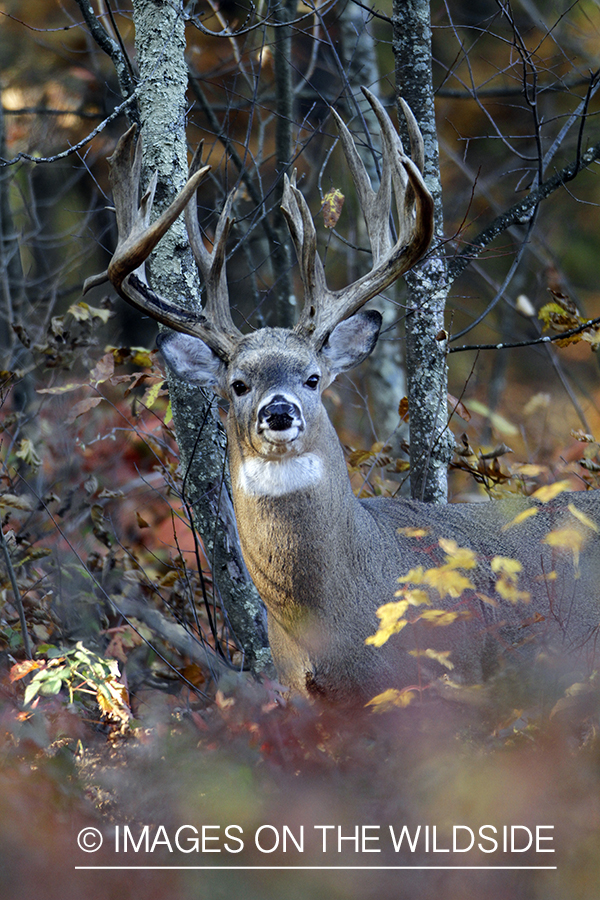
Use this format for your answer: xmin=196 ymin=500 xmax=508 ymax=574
xmin=393 ymin=0 xmax=453 ymax=503
xmin=131 ymin=0 xmax=271 ymax=675
xmin=271 ymin=0 xmax=298 ymax=328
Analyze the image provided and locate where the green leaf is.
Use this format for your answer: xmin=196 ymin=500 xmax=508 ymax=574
xmin=40 ymin=676 xmax=64 ymax=695
xmin=23 ymin=681 xmax=41 ymax=705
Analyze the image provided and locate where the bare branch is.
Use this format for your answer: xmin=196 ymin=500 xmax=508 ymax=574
xmin=447 ymin=138 xmax=600 ymax=287
xmin=0 ymin=92 xmax=138 ymax=167
xmin=449 ymin=313 xmax=600 ymax=354
xmin=73 ymin=0 xmax=139 ymax=126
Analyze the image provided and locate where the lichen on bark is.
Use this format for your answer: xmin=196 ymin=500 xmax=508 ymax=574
xmin=393 ymin=0 xmax=453 ymax=504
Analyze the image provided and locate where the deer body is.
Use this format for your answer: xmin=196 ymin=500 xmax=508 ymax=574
xmin=232 ymin=467 xmax=600 ymax=701
xmin=88 ymin=89 xmax=600 ymax=702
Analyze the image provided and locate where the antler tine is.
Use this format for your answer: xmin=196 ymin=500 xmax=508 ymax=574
xmin=292 ymin=89 xmax=434 ymax=350
xmin=280 ymin=171 xmax=330 ymax=330
xmin=84 ymin=126 xmax=241 ymax=361
xmin=184 ymin=145 xmax=242 ymax=347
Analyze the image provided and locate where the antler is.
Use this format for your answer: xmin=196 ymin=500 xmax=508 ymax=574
xmin=85 ymin=91 xmax=432 ymax=359
xmin=83 ymin=125 xmax=242 ymax=361
xmin=281 ymin=88 xmax=434 ymax=350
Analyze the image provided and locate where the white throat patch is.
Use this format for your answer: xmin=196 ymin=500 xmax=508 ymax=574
xmin=237 ymin=454 xmax=324 ymax=497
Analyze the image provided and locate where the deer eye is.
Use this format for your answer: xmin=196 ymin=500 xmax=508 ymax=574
xmin=305 ymin=374 xmax=320 ymax=390
xmin=231 ymin=380 xmax=250 ymax=397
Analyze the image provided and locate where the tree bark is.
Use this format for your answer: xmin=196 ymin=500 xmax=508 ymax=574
xmin=131 ymin=0 xmax=271 ymax=675
xmin=393 ymin=0 xmax=453 ymax=503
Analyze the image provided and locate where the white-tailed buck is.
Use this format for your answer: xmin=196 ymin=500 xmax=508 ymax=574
xmin=87 ymin=90 xmax=600 ymax=703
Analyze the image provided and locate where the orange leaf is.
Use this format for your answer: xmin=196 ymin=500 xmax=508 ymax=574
xmin=10 ymin=659 xmax=41 ymax=682
xmin=89 ymin=353 xmax=115 ymax=384
xmin=398 ymin=397 xmax=409 ymax=422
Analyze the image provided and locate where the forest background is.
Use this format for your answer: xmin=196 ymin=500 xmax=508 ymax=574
xmin=0 ymin=0 xmax=600 ymax=898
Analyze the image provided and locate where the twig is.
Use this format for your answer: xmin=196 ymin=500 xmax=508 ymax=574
xmin=72 ymin=0 xmax=138 ymax=126
xmin=448 ymin=138 xmax=600 ymax=285
xmin=449 ymin=313 xmax=600 ymax=353
xmin=0 ymin=92 xmax=138 ymax=167
xmin=0 ymin=526 xmax=31 ymax=658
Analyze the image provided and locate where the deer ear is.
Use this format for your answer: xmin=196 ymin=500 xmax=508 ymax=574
xmin=321 ymin=310 xmax=382 ymax=375
xmin=157 ymin=332 xmax=225 ymax=389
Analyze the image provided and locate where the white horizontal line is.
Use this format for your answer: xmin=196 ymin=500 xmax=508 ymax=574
xmin=75 ymin=865 xmax=558 ymax=871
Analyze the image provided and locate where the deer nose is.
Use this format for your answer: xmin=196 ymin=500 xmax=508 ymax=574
xmin=258 ymin=395 xmax=301 ymax=432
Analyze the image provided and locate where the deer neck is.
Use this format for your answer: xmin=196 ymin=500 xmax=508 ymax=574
xmin=226 ymin=412 xmax=361 ymax=617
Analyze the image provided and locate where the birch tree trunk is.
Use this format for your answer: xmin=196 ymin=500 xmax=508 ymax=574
xmin=393 ymin=0 xmax=453 ymax=503
xmin=131 ymin=0 xmax=271 ymax=674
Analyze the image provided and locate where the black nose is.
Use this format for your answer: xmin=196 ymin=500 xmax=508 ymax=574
xmin=259 ymin=395 xmax=300 ymax=431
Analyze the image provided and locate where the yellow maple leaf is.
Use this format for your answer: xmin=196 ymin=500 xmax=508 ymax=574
xmin=408 ymin=648 xmax=455 ymax=670
xmin=398 ymin=565 xmax=427 ymax=585
xmin=392 ymin=589 xmax=430 ymax=606
xmin=501 ymin=507 xmax=538 ymax=530
xmin=366 ymin=603 xmax=409 ymax=647
xmin=366 ymin=688 xmax=416 ymax=712
xmin=495 ymin=578 xmax=530 ymax=604
xmin=531 ymin=480 xmax=572 ymax=503
xmin=491 ymin=556 xmax=523 ymax=578
xmin=423 ymin=568 xmax=474 ymax=598
xmin=438 ymin=538 xmax=478 ymax=569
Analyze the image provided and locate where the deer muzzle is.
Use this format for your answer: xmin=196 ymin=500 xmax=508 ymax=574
xmin=256 ymin=394 xmax=305 ymax=450
xmin=258 ymin=395 xmax=302 ymax=431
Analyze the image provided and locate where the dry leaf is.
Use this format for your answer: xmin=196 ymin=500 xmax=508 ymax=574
xmin=398 ymin=396 xmax=409 ymax=422
xmin=448 ymin=393 xmax=471 ymax=421
xmin=65 ymin=396 xmax=103 ymax=424
xmin=136 ymin=511 xmax=150 ymax=528
xmin=321 ymin=187 xmax=344 ymax=228
xmin=89 ymin=352 xmax=115 ymax=384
